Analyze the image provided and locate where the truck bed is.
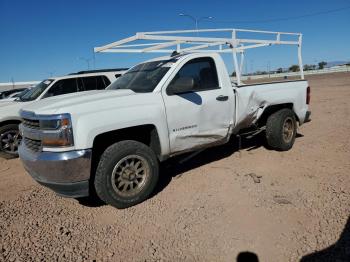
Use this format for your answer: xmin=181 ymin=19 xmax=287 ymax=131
xmin=233 ymin=80 xmax=309 ymax=132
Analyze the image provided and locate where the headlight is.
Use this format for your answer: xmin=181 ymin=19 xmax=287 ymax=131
xmin=40 ymin=119 xmax=61 ymax=130
xmin=40 ymin=114 xmax=74 ymax=147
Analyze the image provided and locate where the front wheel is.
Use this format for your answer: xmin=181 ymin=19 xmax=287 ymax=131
xmin=0 ymin=124 xmax=21 ymax=159
xmin=94 ymin=140 xmax=159 ymax=209
xmin=265 ymin=109 xmax=297 ymax=151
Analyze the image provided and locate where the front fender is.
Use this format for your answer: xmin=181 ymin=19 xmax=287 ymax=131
xmin=72 ymin=104 xmax=170 ymax=157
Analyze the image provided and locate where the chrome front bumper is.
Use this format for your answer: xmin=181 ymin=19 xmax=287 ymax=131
xmin=19 ymin=143 xmax=92 ymax=198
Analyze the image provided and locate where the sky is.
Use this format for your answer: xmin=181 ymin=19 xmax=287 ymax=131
xmin=0 ymin=0 xmax=349 ymax=82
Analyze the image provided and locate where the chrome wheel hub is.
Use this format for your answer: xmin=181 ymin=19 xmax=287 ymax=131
xmin=0 ymin=130 xmax=21 ymax=154
xmin=111 ymin=155 xmax=150 ymax=197
xmin=283 ymin=117 xmax=294 ymax=143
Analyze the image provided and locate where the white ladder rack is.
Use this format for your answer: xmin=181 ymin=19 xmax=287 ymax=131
xmin=94 ymin=28 xmax=304 ymax=85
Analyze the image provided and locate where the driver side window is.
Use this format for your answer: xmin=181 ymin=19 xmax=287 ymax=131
xmin=168 ymin=57 xmax=219 ymax=94
xmin=45 ymin=78 xmax=78 ymax=98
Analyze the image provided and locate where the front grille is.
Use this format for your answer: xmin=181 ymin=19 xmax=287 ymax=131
xmin=22 ymin=118 xmax=40 ymax=129
xmin=24 ymin=138 xmax=42 ymax=152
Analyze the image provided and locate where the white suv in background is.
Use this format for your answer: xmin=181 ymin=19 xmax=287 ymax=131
xmin=0 ymin=68 xmax=127 ymax=158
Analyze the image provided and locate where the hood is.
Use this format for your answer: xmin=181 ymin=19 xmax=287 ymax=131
xmin=0 ymin=100 xmax=18 ymax=108
xmin=0 ymin=100 xmax=31 ymax=120
xmin=21 ymin=89 xmax=157 ymax=116
xmin=0 ymin=97 xmax=17 ymax=103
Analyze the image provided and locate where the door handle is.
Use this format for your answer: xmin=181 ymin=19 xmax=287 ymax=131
xmin=216 ymin=95 xmax=229 ymax=101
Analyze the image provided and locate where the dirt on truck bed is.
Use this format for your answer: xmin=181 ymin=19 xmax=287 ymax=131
xmin=1 ymin=72 xmax=349 ymax=262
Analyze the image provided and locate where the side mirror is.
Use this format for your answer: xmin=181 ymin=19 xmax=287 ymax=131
xmin=168 ymin=76 xmax=194 ymax=95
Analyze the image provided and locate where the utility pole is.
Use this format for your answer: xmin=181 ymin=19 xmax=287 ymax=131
xmin=11 ymin=77 xmax=15 ymax=89
xmin=250 ymin=59 xmax=254 ymax=75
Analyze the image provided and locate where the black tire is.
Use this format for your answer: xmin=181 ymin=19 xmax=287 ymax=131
xmin=0 ymin=124 xmax=21 ymax=159
xmin=94 ymin=140 xmax=159 ymax=209
xmin=265 ymin=108 xmax=297 ymax=151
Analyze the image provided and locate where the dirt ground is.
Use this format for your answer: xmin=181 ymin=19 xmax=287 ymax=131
xmin=0 ymin=72 xmax=349 ymax=262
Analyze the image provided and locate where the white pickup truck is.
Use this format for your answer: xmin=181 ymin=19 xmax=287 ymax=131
xmin=0 ymin=69 xmax=126 ymax=158
xmin=19 ymin=29 xmax=311 ymax=208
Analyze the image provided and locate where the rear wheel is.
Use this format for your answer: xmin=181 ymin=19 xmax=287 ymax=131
xmin=94 ymin=140 xmax=159 ymax=209
xmin=0 ymin=124 xmax=21 ymax=159
xmin=265 ymin=109 xmax=297 ymax=151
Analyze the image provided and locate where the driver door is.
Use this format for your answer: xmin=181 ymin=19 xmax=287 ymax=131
xmin=162 ymin=56 xmax=231 ymax=154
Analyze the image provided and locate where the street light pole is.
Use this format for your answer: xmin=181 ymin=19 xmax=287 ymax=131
xmin=11 ymin=77 xmax=15 ymax=90
xmin=48 ymin=71 xmax=55 ymax=77
xmin=78 ymin=57 xmax=91 ymax=70
xmin=179 ymin=13 xmax=213 ymax=31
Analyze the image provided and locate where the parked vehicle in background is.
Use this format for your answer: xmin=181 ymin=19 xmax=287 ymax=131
xmin=0 ymin=88 xmax=31 ymax=102
xmin=0 ymin=68 xmax=127 ymax=158
xmin=19 ymin=29 xmax=311 ymax=208
xmin=0 ymin=88 xmax=27 ymax=100
xmin=8 ymin=89 xmax=29 ymax=98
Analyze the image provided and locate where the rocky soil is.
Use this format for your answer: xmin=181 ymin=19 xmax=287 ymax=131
xmin=0 ymin=72 xmax=349 ymax=261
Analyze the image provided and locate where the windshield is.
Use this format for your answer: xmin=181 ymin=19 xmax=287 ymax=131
xmin=19 ymin=79 xmax=53 ymax=101
xmin=108 ymin=60 xmax=172 ymax=93
xmin=14 ymin=88 xmax=29 ymax=97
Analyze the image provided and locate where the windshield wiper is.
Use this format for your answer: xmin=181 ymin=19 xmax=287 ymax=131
xmin=17 ymin=97 xmax=30 ymax=102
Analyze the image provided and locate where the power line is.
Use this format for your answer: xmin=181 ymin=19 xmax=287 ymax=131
xmin=208 ymin=5 xmax=350 ymax=24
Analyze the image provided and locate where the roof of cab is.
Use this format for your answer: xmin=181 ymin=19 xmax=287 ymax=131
xmin=50 ymin=69 xmax=127 ymax=81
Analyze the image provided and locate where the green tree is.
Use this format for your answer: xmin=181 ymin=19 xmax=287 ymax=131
xmin=304 ymin=64 xmax=316 ymax=71
xmin=289 ymin=65 xmax=300 ymax=72
xmin=318 ymin=61 xmax=327 ymax=69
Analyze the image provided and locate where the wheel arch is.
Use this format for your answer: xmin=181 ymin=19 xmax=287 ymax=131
xmin=258 ymin=103 xmax=299 ymax=127
xmin=0 ymin=119 xmax=22 ymax=127
xmin=90 ymin=124 xmax=161 ymax=185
